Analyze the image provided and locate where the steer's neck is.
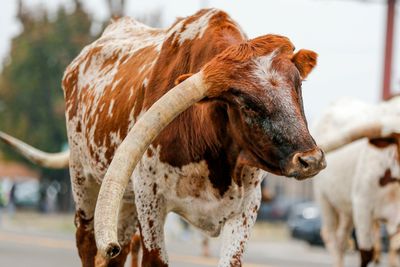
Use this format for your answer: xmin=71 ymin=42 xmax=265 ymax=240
xmin=153 ymin=100 xmax=239 ymax=196
xmin=154 ymin=101 xmax=233 ymax=164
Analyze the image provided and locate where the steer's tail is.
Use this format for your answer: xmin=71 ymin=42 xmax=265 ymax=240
xmin=0 ymin=131 xmax=69 ymax=169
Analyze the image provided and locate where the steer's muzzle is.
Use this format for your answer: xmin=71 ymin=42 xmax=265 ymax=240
xmin=285 ymin=147 xmax=326 ymax=180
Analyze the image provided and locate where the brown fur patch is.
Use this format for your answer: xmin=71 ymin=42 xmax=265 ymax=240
xmin=369 ymin=137 xmax=397 ymax=148
xmin=379 ymin=169 xmax=400 ymax=187
xmin=130 ymin=233 xmax=141 ymax=267
xmin=74 ymin=211 xmax=97 ymax=267
xmin=360 ymin=248 xmax=374 ymax=267
xmin=139 ymin=231 xmax=167 ymax=267
xmin=63 ymin=68 xmax=80 ymax=120
xmin=370 ymin=135 xmax=400 ymax=164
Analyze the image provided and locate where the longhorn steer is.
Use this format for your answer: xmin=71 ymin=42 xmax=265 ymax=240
xmin=313 ymin=97 xmax=400 ymax=267
xmin=1 ymin=9 xmax=397 ymax=267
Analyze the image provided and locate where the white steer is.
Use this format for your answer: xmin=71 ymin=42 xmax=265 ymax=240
xmin=313 ymin=97 xmax=400 ymax=267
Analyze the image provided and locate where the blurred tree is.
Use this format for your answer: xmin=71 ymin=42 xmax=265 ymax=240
xmin=0 ymin=0 xmax=95 ymax=212
xmin=0 ymin=0 xmax=164 ymax=212
xmin=135 ymin=8 xmax=163 ymax=28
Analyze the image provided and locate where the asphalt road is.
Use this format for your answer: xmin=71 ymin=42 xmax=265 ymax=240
xmin=0 ymin=227 xmax=378 ymax=267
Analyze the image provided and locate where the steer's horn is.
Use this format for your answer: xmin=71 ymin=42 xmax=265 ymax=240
xmin=94 ymin=71 xmax=208 ymax=259
xmin=0 ymin=131 xmax=69 ymax=169
xmin=318 ymin=118 xmax=400 ymax=153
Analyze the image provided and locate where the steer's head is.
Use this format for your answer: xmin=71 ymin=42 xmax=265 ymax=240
xmin=202 ymin=35 xmax=326 ymax=179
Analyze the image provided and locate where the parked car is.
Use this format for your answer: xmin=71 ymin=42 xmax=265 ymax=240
xmin=258 ymin=196 xmax=306 ymax=221
xmin=13 ymin=180 xmax=40 ymax=208
xmin=287 ymin=201 xmax=323 ymax=246
xmin=287 ymin=201 xmax=390 ymax=251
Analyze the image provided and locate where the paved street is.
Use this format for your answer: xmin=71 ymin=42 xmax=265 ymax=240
xmin=0 ymin=212 xmax=391 ymax=267
xmin=0 ymin=227 xmax=377 ymax=267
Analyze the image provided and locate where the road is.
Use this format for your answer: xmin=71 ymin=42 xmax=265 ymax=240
xmin=0 ymin=227 xmax=382 ymax=267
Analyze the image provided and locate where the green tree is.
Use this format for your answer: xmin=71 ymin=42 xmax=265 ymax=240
xmin=0 ymin=0 xmax=93 ymax=153
xmin=0 ymin=0 xmax=95 ymax=211
xmin=0 ymin=0 xmax=163 ymax=211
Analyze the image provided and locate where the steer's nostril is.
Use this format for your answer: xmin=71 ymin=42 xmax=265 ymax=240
xmin=298 ymin=156 xmax=310 ymax=169
xmin=288 ymin=149 xmax=325 ymax=178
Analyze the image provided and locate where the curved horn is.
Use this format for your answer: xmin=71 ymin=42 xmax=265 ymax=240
xmin=0 ymin=131 xmax=69 ymax=169
xmin=94 ymin=71 xmax=208 ymax=259
xmin=318 ymin=117 xmax=400 ymax=153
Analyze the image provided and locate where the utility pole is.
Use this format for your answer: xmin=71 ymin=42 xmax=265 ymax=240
xmin=382 ymin=0 xmax=396 ymax=100
xmin=106 ymin=0 xmax=126 ymax=18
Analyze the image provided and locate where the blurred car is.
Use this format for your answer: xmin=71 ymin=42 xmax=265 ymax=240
xmin=13 ymin=180 xmax=40 ymax=208
xmin=287 ymin=202 xmax=390 ymax=251
xmin=257 ymin=196 xmax=306 ymax=221
xmin=287 ymin=201 xmax=323 ymax=246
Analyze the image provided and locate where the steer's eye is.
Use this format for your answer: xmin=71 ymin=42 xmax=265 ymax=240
xmin=241 ymin=104 xmax=257 ymax=115
xmin=243 ymin=104 xmax=251 ymax=111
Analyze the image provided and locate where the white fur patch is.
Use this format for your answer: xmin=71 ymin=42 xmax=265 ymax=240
xmin=107 ymin=99 xmax=115 ymax=117
xmin=167 ymin=9 xmax=218 ymax=45
xmin=252 ymin=51 xmax=284 ymax=87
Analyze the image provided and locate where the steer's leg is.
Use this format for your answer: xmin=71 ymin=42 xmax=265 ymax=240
xmin=372 ymin=221 xmax=381 ymax=264
xmin=389 ymin=236 xmax=400 ymax=267
xmin=108 ymin=200 xmax=138 ymax=267
xmin=317 ymin=193 xmax=341 ymax=267
xmin=130 ymin=233 xmax=142 ymax=267
xmin=335 ymin=213 xmax=353 ymax=267
xmin=387 ymin=227 xmax=400 ymax=267
xmin=218 ymin=188 xmax=261 ymax=267
xmin=353 ymin=200 xmax=374 ymax=267
xmin=71 ymin=163 xmax=100 ymax=267
xmin=134 ymin=177 xmax=168 ymax=267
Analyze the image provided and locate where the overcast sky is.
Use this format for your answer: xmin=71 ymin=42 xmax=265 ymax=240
xmin=0 ymin=0 xmax=399 ymax=122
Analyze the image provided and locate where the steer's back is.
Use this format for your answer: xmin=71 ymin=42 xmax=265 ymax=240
xmin=62 ymin=17 xmax=165 ymax=181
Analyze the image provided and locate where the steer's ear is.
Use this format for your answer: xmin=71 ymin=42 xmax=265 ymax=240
xmin=175 ymin=73 xmax=194 ymax=85
xmin=291 ymin=49 xmax=318 ymax=80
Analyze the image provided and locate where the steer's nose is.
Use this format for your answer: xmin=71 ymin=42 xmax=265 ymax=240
xmin=286 ymin=148 xmax=326 ymax=180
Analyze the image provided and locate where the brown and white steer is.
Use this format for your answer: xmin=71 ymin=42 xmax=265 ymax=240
xmin=313 ymin=97 xmax=400 ymax=267
xmin=1 ymin=9 xmax=396 ymax=267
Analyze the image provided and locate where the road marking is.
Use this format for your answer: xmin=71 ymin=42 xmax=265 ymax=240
xmin=0 ymin=231 xmax=274 ymax=267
